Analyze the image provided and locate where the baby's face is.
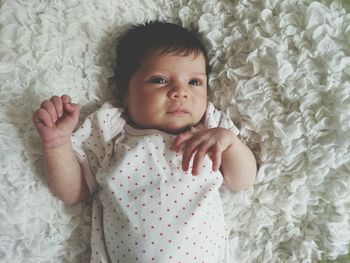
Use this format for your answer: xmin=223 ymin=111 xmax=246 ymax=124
xmin=126 ymin=51 xmax=208 ymax=134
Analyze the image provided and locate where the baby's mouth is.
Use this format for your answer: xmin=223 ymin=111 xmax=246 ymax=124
xmin=167 ymin=107 xmax=190 ymax=115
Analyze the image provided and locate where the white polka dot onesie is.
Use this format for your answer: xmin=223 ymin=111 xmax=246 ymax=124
xmin=72 ymin=102 xmax=239 ymax=263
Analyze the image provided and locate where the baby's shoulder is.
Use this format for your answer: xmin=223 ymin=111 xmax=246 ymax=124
xmin=93 ymin=101 xmax=123 ymax=118
xmin=203 ymin=102 xmax=224 ymax=128
xmin=89 ymin=101 xmax=126 ymax=138
xmin=202 ymin=102 xmax=240 ymax=135
xmin=96 ymin=101 xmax=124 ymax=115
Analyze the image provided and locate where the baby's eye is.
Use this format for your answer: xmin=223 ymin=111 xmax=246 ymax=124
xmin=150 ymin=77 xmax=167 ymax=84
xmin=188 ymin=79 xmax=201 ymax=86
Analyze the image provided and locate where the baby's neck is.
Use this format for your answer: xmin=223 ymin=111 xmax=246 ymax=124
xmin=125 ymin=118 xmax=191 ymax=135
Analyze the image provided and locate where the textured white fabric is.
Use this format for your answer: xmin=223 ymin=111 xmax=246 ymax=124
xmin=71 ymin=102 xmax=238 ymax=263
xmin=1 ymin=0 xmax=350 ymax=262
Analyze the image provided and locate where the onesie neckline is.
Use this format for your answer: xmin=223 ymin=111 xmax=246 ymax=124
xmin=123 ymin=121 xmax=207 ymax=137
xmin=124 ymin=123 xmax=178 ymax=137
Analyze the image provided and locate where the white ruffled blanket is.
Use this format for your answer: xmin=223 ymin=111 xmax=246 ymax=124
xmin=1 ymin=0 xmax=349 ymax=262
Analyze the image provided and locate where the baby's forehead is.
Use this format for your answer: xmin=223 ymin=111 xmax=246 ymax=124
xmin=143 ymin=47 xmax=204 ymax=60
xmin=139 ymin=51 xmax=206 ymax=71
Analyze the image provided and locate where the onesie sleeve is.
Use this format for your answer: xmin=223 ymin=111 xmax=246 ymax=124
xmin=71 ymin=102 xmax=125 ymax=194
xmin=203 ymin=102 xmax=240 ymax=135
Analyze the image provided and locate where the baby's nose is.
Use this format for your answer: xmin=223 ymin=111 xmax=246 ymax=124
xmin=169 ymin=84 xmax=188 ymax=99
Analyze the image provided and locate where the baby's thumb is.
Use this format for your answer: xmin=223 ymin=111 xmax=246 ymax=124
xmin=63 ymin=102 xmax=80 ymax=120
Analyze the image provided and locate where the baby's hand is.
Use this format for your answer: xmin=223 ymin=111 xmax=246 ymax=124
xmin=173 ymin=128 xmax=235 ymax=175
xmin=33 ymin=95 xmax=79 ymax=148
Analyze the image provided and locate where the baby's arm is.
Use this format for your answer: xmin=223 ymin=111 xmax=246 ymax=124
xmin=219 ymin=134 xmax=257 ymax=191
xmin=33 ymin=95 xmax=90 ymax=205
xmin=174 ymin=128 xmax=256 ymax=191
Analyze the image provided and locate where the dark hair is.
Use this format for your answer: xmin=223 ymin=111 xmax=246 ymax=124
xmin=114 ymin=21 xmax=210 ymax=100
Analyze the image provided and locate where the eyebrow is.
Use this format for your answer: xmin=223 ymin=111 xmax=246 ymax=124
xmin=141 ymin=69 xmax=207 ymax=77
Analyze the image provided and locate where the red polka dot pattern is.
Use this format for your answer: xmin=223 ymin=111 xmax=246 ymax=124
xmin=71 ymin=102 xmax=238 ymax=262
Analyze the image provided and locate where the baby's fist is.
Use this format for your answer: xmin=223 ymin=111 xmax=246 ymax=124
xmin=33 ymin=95 xmax=79 ymax=148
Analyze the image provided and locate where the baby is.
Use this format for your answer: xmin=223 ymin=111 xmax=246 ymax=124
xmin=33 ymin=21 xmax=257 ymax=263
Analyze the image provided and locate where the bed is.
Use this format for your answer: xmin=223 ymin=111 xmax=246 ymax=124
xmin=0 ymin=0 xmax=349 ymax=262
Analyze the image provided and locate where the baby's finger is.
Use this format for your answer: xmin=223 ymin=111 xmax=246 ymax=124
xmin=181 ymin=149 xmax=192 ymax=172
xmin=181 ymin=139 xmax=202 ymax=172
xmin=33 ymin=108 xmax=53 ymax=128
xmin=173 ymin=131 xmax=193 ymax=152
xmin=63 ymin=102 xmax=79 ymax=112
xmin=61 ymin=94 xmax=72 ymax=104
xmin=211 ymin=146 xmax=223 ymax=172
xmin=61 ymin=95 xmax=79 ymax=114
xmin=191 ymin=143 xmax=210 ymax=175
xmin=40 ymin=100 xmax=58 ymax=124
xmin=50 ymin=96 xmax=63 ymax=118
xmin=63 ymin=102 xmax=80 ymax=122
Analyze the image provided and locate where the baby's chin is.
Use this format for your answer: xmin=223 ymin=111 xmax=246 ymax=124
xmin=158 ymin=121 xmax=201 ymax=134
xmin=159 ymin=125 xmax=191 ymax=135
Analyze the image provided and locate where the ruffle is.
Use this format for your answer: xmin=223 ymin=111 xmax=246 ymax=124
xmin=1 ymin=0 xmax=350 ymax=262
